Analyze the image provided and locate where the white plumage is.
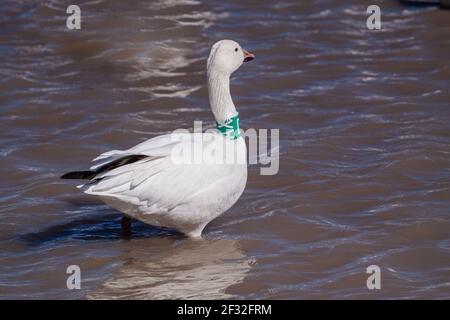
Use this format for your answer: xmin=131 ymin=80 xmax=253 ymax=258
xmin=63 ymin=40 xmax=255 ymax=237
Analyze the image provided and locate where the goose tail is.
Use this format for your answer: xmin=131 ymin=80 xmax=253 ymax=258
xmin=60 ymin=171 xmax=96 ymax=180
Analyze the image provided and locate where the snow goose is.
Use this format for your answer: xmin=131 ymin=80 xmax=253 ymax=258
xmin=61 ymin=40 xmax=255 ymax=238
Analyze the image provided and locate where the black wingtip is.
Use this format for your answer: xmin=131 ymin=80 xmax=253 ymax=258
xmin=60 ymin=171 xmax=95 ymax=180
xmin=60 ymin=155 xmax=149 ymax=180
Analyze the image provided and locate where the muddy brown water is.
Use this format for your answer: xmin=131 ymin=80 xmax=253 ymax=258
xmin=0 ymin=0 xmax=449 ymax=299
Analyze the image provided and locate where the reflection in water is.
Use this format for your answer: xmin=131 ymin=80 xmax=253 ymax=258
xmin=89 ymin=239 xmax=254 ymax=299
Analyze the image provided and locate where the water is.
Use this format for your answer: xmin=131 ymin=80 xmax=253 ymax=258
xmin=0 ymin=0 xmax=449 ymax=299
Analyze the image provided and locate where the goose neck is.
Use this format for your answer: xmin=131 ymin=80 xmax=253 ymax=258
xmin=207 ymin=69 xmax=237 ymax=124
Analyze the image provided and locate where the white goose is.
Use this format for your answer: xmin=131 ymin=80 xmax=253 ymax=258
xmin=62 ymin=40 xmax=255 ymax=237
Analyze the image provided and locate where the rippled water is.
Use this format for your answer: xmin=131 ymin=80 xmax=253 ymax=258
xmin=1 ymin=0 xmax=449 ymax=299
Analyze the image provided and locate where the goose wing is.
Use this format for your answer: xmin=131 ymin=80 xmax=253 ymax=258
xmin=79 ymin=132 xmax=240 ymax=213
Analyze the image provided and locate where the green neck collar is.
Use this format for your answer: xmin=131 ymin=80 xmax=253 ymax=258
xmin=216 ymin=113 xmax=241 ymax=140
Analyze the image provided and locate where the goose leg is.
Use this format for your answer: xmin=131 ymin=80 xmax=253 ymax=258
xmin=121 ymin=216 xmax=132 ymax=238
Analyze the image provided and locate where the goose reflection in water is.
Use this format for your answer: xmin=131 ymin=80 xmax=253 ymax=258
xmin=88 ymin=239 xmax=255 ymax=299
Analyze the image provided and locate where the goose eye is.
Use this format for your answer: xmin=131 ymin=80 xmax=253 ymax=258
xmin=234 ymin=48 xmax=238 ymax=52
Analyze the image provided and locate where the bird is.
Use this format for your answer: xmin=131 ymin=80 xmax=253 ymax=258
xmin=61 ymin=39 xmax=255 ymax=238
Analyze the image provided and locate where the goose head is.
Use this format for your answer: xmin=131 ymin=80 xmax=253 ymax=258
xmin=207 ymin=40 xmax=255 ymax=76
xmin=206 ymin=40 xmax=254 ymax=124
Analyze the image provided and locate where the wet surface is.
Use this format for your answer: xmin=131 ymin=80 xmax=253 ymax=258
xmin=0 ymin=0 xmax=449 ymax=299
